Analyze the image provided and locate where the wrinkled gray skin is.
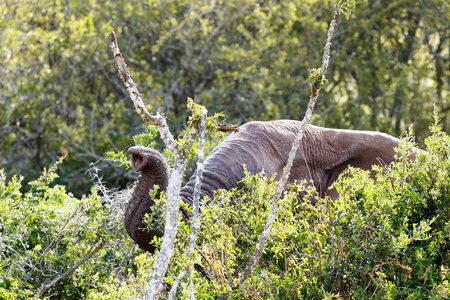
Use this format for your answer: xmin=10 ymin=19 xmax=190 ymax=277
xmin=125 ymin=120 xmax=403 ymax=252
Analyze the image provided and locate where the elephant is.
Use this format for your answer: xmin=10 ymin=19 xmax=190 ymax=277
xmin=125 ymin=120 xmax=406 ymax=252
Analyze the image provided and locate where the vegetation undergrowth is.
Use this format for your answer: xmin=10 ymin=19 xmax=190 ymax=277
xmin=1 ymin=114 xmax=449 ymax=299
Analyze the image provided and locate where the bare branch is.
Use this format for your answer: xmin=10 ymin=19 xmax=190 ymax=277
xmin=239 ymin=0 xmax=341 ymax=284
xmin=168 ymin=107 xmax=207 ymax=300
xmin=110 ymin=31 xmax=192 ymax=299
xmin=37 ymin=241 xmax=104 ymax=297
xmin=143 ymin=146 xmax=192 ymax=299
xmin=168 ymin=268 xmax=187 ymax=300
xmin=109 ymin=31 xmax=179 ymax=155
xmin=189 ymin=269 xmax=195 ymax=300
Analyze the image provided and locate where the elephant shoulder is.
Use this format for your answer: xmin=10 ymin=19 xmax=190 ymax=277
xmin=238 ymin=119 xmax=307 ymax=136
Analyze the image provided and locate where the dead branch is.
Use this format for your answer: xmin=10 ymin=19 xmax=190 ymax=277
xmin=109 ymin=31 xmax=179 ymax=156
xmin=110 ymin=31 xmax=193 ymax=299
xmin=168 ymin=107 xmax=207 ymax=299
xmin=239 ymin=0 xmax=341 ymax=284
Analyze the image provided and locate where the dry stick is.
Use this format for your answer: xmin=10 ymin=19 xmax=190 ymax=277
xmin=110 ymin=31 xmax=196 ymax=300
xmin=144 ymin=110 xmax=202 ymax=299
xmin=144 ymin=156 xmax=189 ymax=299
xmin=189 ymin=268 xmax=195 ymax=300
xmin=168 ymin=107 xmax=208 ymax=300
xmin=109 ymin=31 xmax=178 ymax=155
xmin=37 ymin=241 xmax=104 ymax=297
xmin=239 ymin=2 xmax=340 ymax=284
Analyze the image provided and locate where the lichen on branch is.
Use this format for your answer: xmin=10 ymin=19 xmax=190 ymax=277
xmin=109 ymin=31 xmax=179 ymax=156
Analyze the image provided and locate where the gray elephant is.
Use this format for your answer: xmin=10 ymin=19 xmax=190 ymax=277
xmin=125 ymin=120 xmax=404 ymax=252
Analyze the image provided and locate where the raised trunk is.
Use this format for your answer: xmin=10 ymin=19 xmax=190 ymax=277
xmin=125 ymin=145 xmax=232 ymax=252
xmin=125 ymin=146 xmax=170 ymax=253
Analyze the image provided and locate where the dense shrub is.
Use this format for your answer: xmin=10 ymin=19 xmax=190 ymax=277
xmin=0 ymin=161 xmax=138 ymax=299
xmin=1 ymin=116 xmax=449 ymax=299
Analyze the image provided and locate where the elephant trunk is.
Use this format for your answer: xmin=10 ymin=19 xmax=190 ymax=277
xmin=125 ymin=146 xmax=170 ymax=253
xmin=125 ymin=146 xmax=235 ymax=252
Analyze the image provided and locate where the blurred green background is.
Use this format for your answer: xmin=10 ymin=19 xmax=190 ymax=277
xmin=1 ymin=0 xmax=448 ymax=196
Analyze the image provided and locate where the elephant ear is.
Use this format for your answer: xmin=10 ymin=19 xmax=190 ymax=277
xmin=315 ymin=128 xmax=400 ymax=198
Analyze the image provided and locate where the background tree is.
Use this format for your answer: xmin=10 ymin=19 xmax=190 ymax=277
xmin=1 ymin=0 xmax=448 ymax=196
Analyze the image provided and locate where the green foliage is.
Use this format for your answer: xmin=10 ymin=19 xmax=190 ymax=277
xmin=338 ymin=0 xmax=356 ymax=19
xmin=1 ymin=0 xmax=449 ymax=298
xmin=328 ymin=0 xmax=449 ymax=136
xmin=187 ymin=98 xmax=226 ymax=140
xmin=106 ymin=126 xmax=158 ymax=168
xmin=309 ymin=67 xmax=328 ymax=90
xmin=177 ymin=98 xmax=225 ymax=158
xmin=2 ymin=116 xmax=450 ymax=299
xmin=105 ymin=151 xmax=131 ymax=169
xmin=133 ymin=126 xmax=159 ymax=148
xmin=0 ymin=161 xmax=139 ymax=299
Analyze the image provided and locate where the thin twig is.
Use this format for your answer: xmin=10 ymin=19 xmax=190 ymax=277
xmin=168 ymin=107 xmax=208 ymax=299
xmin=239 ymin=0 xmax=341 ymax=284
xmin=21 ymin=207 xmax=79 ymax=289
xmin=36 ymin=241 xmax=104 ymax=297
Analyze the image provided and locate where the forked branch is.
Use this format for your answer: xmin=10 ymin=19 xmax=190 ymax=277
xmin=109 ymin=31 xmax=179 ymax=156
xmin=110 ymin=31 xmax=190 ymax=299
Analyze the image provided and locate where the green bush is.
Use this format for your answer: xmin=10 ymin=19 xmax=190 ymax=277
xmin=1 ymin=116 xmax=449 ymax=299
xmin=0 ymin=159 xmax=138 ymax=299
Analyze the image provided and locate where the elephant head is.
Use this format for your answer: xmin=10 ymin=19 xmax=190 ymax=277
xmin=125 ymin=120 xmax=407 ymax=252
